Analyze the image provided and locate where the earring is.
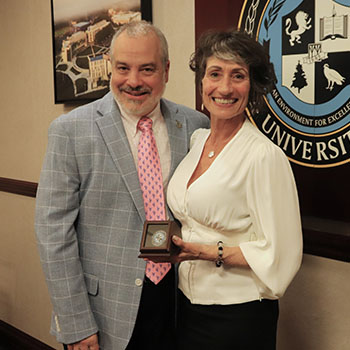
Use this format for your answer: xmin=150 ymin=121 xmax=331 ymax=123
xmin=201 ymin=103 xmax=204 ymax=111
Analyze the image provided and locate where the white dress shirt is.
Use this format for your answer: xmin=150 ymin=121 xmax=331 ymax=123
xmin=167 ymin=118 xmax=303 ymax=305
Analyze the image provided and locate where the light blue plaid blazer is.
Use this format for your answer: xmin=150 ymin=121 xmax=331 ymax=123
xmin=35 ymin=92 xmax=209 ymax=350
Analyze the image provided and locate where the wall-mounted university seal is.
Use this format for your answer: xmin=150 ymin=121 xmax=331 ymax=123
xmin=239 ymin=0 xmax=350 ymax=167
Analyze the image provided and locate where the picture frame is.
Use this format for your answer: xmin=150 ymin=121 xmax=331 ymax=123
xmin=50 ymin=0 xmax=152 ymax=103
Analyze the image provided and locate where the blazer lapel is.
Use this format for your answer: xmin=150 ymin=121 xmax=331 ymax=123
xmin=161 ymin=100 xmax=189 ymax=176
xmin=95 ymin=93 xmax=146 ymax=222
xmin=94 ymin=95 xmax=189 ymax=223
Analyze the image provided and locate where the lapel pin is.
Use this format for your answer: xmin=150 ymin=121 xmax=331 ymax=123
xmin=176 ymin=120 xmax=182 ymax=129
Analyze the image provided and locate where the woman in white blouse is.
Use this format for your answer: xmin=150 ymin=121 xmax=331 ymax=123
xmin=166 ymin=30 xmax=303 ymax=349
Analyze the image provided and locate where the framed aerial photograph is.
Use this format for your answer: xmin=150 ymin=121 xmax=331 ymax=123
xmin=50 ymin=0 xmax=152 ymax=103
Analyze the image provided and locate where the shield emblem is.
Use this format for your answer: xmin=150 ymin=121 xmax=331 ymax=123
xmin=258 ymin=0 xmax=350 ymax=135
xmin=280 ymin=0 xmax=350 ymax=104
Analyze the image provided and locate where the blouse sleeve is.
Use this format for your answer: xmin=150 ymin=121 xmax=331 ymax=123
xmin=239 ymin=144 xmax=303 ymax=298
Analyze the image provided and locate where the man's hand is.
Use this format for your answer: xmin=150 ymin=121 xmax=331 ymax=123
xmin=67 ymin=334 xmax=99 ymax=350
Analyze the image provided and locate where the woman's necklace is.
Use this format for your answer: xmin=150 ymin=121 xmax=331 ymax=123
xmin=206 ymin=136 xmax=230 ymax=159
xmin=206 ymin=119 xmax=245 ymax=159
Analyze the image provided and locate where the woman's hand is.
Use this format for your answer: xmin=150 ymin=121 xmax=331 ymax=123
xmin=171 ymin=235 xmax=215 ymax=263
xmin=172 ymin=236 xmax=250 ymax=267
xmin=146 ymin=235 xmax=249 ymax=268
xmin=144 ymin=236 xmax=214 ymax=264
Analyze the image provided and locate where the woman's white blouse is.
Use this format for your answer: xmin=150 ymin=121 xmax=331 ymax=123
xmin=167 ymin=119 xmax=303 ymax=305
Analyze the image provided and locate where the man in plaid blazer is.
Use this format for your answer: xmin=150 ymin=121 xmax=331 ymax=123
xmin=35 ymin=21 xmax=209 ymax=350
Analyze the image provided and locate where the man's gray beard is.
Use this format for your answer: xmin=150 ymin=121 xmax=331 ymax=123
xmin=109 ymin=80 xmax=166 ymax=117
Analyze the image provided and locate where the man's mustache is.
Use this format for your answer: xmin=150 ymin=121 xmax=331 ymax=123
xmin=120 ymin=86 xmax=151 ymax=95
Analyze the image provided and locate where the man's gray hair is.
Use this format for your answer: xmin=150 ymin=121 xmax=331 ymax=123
xmin=109 ymin=20 xmax=169 ymax=68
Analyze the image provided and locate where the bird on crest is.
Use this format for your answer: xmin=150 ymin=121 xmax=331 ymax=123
xmin=323 ymin=64 xmax=345 ymax=91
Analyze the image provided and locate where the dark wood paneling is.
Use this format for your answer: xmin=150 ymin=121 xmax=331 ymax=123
xmin=302 ymin=216 xmax=350 ymax=262
xmin=194 ymin=0 xmax=245 ymax=111
xmin=292 ymin=163 xmax=350 ymax=223
xmin=194 ymin=0 xmax=243 ymax=36
xmin=0 ymin=320 xmax=55 ymax=350
xmin=0 ymin=177 xmax=37 ymax=197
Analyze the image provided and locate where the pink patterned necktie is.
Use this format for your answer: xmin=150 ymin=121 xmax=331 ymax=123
xmin=137 ymin=116 xmax=171 ymax=284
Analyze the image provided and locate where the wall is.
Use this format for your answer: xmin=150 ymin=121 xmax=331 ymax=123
xmin=0 ymin=1 xmax=195 ymax=349
xmin=0 ymin=1 xmax=349 ymax=350
xmin=0 ymin=1 xmax=63 ymax=348
xmin=278 ymin=255 xmax=350 ymax=349
xmin=153 ymin=0 xmax=197 ymax=107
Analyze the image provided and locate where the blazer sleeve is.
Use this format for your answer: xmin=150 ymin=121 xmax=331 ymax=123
xmin=35 ymin=118 xmax=98 ymax=344
xmin=185 ymin=109 xmax=210 ymax=145
xmin=189 ymin=128 xmax=204 ymax=149
xmin=239 ymin=144 xmax=303 ymax=298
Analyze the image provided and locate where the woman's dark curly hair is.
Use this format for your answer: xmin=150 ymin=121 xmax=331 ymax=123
xmin=189 ymin=30 xmax=276 ymax=114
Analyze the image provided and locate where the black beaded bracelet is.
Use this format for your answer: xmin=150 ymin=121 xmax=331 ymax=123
xmin=215 ymin=240 xmax=224 ymax=267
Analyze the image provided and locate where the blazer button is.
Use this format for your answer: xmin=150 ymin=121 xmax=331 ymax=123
xmin=135 ymin=278 xmax=143 ymax=287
